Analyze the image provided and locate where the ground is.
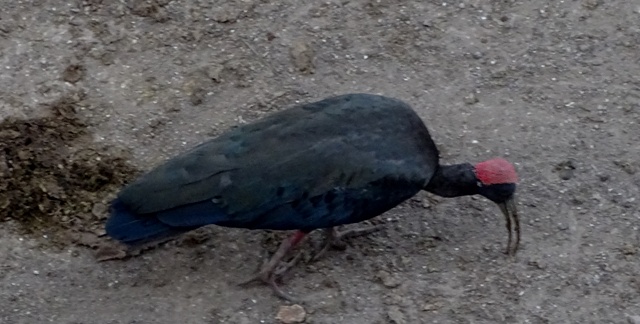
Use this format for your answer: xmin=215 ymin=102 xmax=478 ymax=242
xmin=1 ymin=0 xmax=639 ymax=323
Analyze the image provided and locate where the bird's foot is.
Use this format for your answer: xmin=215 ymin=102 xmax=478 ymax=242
xmin=239 ymin=252 xmax=304 ymax=302
xmin=239 ymin=272 xmax=301 ymax=302
xmin=238 ymin=231 xmax=307 ymax=301
xmin=311 ymin=225 xmax=385 ymax=262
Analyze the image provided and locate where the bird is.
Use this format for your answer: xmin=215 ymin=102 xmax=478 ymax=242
xmin=105 ymin=93 xmax=520 ymax=300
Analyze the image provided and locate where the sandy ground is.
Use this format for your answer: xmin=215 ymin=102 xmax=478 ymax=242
xmin=1 ymin=0 xmax=640 ymax=323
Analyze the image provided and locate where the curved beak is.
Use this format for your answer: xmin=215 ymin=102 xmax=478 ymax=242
xmin=497 ymin=196 xmax=520 ymax=256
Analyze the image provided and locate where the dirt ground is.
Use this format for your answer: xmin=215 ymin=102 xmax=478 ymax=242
xmin=1 ymin=0 xmax=639 ymax=323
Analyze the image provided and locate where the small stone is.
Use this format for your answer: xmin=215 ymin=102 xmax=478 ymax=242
xmin=95 ymin=243 xmax=127 ymax=261
xmin=422 ymin=302 xmax=442 ymax=311
xmin=555 ymin=160 xmax=576 ymax=180
xmin=189 ymin=88 xmax=207 ymax=106
xmin=92 ymin=203 xmax=107 ymax=219
xmin=614 ymin=160 xmax=636 ymax=175
xmin=227 ymin=313 xmax=251 ymax=324
xmin=290 ymin=41 xmax=315 ymax=74
xmin=62 ymin=64 xmax=85 ymax=83
xmin=578 ymin=44 xmax=591 ymax=52
xmin=621 ymin=244 xmax=637 ymax=256
xmin=376 ymin=270 xmax=401 ymax=288
xmin=583 ymin=0 xmax=602 ymax=10
xmin=276 ymin=304 xmax=306 ymax=324
xmin=463 ymin=93 xmax=479 ymax=105
xmin=179 ymin=229 xmax=211 ymax=246
xmin=100 ymin=52 xmax=115 ymax=66
xmin=387 ymin=306 xmax=406 ymax=324
xmin=628 ymin=315 xmax=640 ymax=324
xmin=206 ymin=64 xmax=224 ymax=83
xmin=472 ymin=51 xmax=483 ymax=59
xmin=528 ymin=259 xmax=547 ymax=270
xmin=213 ymin=7 xmax=238 ymax=23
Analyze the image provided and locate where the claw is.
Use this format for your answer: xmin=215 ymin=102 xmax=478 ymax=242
xmin=267 ymin=277 xmax=301 ymax=302
xmin=238 ymin=231 xmax=307 ymax=300
xmin=311 ymin=225 xmax=384 ymax=262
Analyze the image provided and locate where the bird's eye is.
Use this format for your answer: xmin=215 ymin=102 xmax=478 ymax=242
xmin=477 ymin=181 xmax=483 ymax=187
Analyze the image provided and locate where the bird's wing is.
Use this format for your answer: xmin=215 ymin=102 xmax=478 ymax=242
xmin=118 ymin=94 xmax=438 ymax=219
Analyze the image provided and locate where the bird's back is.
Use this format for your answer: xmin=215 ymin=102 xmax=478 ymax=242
xmin=108 ymin=94 xmax=440 ymax=243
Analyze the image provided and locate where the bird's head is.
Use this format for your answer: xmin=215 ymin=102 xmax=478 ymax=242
xmin=473 ymin=158 xmax=520 ymax=256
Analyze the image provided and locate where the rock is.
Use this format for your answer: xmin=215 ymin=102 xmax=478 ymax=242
xmin=555 ymin=160 xmax=576 ymax=180
xmin=583 ymin=0 xmax=602 ymax=10
xmin=376 ymin=270 xmax=401 ymax=288
xmin=129 ymin=0 xmax=168 ymax=22
xmin=62 ymin=64 xmax=85 ymax=83
xmin=178 ymin=229 xmax=211 ymax=246
xmin=290 ymin=41 xmax=315 ymax=74
xmin=527 ymin=259 xmax=547 ymax=270
xmin=213 ymin=6 xmax=238 ymax=23
xmin=276 ymin=304 xmax=306 ymax=323
xmin=100 ymin=52 xmax=115 ymax=66
xmin=227 ymin=312 xmax=251 ymax=324
xmin=189 ymin=87 xmax=207 ymax=106
xmin=387 ymin=306 xmax=406 ymax=324
xmin=73 ymin=232 xmax=102 ymax=248
xmin=422 ymin=302 xmax=442 ymax=311
xmin=621 ymin=244 xmax=638 ymax=256
xmin=92 ymin=202 xmax=107 ymax=219
xmin=614 ymin=160 xmax=636 ymax=175
xmin=628 ymin=315 xmax=640 ymax=324
xmin=206 ymin=64 xmax=224 ymax=83
xmin=95 ymin=243 xmax=127 ymax=261
xmin=463 ymin=93 xmax=479 ymax=105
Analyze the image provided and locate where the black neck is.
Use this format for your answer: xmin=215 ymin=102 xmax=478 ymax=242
xmin=424 ymin=163 xmax=479 ymax=198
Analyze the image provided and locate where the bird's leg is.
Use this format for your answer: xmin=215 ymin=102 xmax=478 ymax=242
xmin=239 ymin=230 xmax=307 ymax=301
xmin=311 ymin=225 xmax=385 ymax=262
xmin=274 ymin=249 xmax=305 ymax=276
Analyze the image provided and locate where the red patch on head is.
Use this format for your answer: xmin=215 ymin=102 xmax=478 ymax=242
xmin=474 ymin=158 xmax=518 ymax=185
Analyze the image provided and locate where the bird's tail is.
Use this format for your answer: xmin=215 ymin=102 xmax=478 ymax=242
xmin=105 ymin=199 xmax=193 ymax=246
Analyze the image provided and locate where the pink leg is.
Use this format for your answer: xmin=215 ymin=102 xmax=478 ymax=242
xmin=240 ymin=230 xmax=307 ymax=301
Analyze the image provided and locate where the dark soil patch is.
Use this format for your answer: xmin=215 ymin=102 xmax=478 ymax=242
xmin=0 ymin=94 xmax=138 ymax=247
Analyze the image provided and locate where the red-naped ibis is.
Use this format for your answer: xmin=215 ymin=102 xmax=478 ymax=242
xmin=106 ymin=93 xmax=519 ymax=300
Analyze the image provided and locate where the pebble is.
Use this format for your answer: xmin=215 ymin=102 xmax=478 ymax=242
xmin=583 ymin=0 xmax=601 ymax=10
xmin=555 ymin=160 xmax=576 ymax=180
xmin=614 ymin=160 xmax=636 ymax=175
xmin=91 ymin=203 xmax=107 ymax=219
xmin=464 ymin=93 xmax=479 ymax=105
xmin=628 ymin=315 xmax=640 ymax=324
xmin=290 ymin=41 xmax=315 ymax=74
xmin=387 ymin=306 xmax=406 ymax=324
xmin=62 ymin=64 xmax=85 ymax=83
xmin=422 ymin=302 xmax=442 ymax=311
xmin=276 ymin=304 xmax=306 ymax=324
xmin=376 ymin=270 xmax=401 ymax=288
xmin=206 ymin=64 xmax=224 ymax=83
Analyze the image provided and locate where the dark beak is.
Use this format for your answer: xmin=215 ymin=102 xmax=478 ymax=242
xmin=497 ymin=196 xmax=520 ymax=256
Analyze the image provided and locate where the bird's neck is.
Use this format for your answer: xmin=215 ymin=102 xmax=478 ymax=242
xmin=424 ymin=163 xmax=479 ymax=198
